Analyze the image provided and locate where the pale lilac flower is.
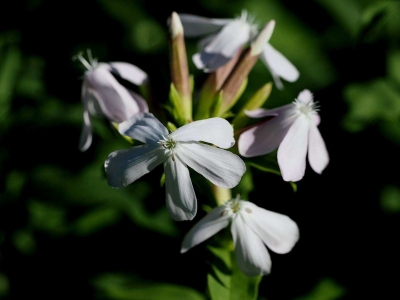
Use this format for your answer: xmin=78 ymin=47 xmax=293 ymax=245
xmin=179 ymin=11 xmax=299 ymax=88
xmin=105 ymin=113 xmax=246 ymax=221
xmin=238 ymin=89 xmax=329 ymax=182
xmin=181 ymin=195 xmax=299 ymax=276
xmin=75 ymin=51 xmax=149 ymax=151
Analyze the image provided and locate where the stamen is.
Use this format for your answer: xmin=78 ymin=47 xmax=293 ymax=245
xmin=72 ymin=49 xmax=98 ymax=72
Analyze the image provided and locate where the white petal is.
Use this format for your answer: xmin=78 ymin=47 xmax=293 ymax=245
xmin=297 ymin=89 xmax=313 ymax=104
xmin=171 ymin=118 xmax=235 ymax=149
xmin=86 ymin=67 xmax=141 ymax=123
xmin=277 ymin=115 xmax=310 ymax=182
xmin=240 ymin=202 xmax=299 ymax=254
xmin=308 ymin=123 xmax=329 ymax=174
xmin=231 ymin=214 xmax=271 ymax=276
xmin=127 ymin=90 xmax=149 ymax=113
xmin=238 ymin=108 xmax=295 ymax=157
xmin=79 ymin=83 xmax=93 ymax=152
xmin=261 ymin=43 xmax=299 ymax=83
xmin=119 ymin=113 xmax=168 ymax=144
xmin=181 ymin=205 xmax=231 ymax=253
xmin=177 ymin=142 xmax=245 ymax=188
xmin=105 ymin=143 xmax=166 ymax=188
xmin=164 ymin=157 xmax=197 ymax=221
xmin=194 ymin=20 xmax=250 ymax=72
xmin=178 ymin=14 xmax=230 ymax=37
xmin=108 ymin=62 xmax=148 ymax=85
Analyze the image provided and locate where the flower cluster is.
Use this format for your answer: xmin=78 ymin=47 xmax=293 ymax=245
xmin=75 ymin=11 xmax=329 ymax=279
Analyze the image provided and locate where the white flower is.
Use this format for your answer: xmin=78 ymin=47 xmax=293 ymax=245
xmin=179 ymin=11 xmax=299 ymax=88
xmin=75 ymin=50 xmax=149 ymax=151
xmin=181 ymin=196 xmax=299 ymax=276
xmin=238 ymin=89 xmax=329 ymax=182
xmin=104 ymin=113 xmax=246 ymax=221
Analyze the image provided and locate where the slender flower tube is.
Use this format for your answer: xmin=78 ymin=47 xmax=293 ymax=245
xmin=181 ymin=195 xmax=299 ymax=276
xmin=105 ymin=113 xmax=246 ymax=221
xmin=75 ymin=50 xmax=149 ymax=151
xmin=238 ymin=89 xmax=329 ymax=182
xmin=179 ymin=11 xmax=299 ymax=88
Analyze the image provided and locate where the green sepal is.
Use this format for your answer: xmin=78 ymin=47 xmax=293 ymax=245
xmin=160 ymin=173 xmax=165 ymax=187
xmin=210 ymin=91 xmax=224 ymax=118
xmin=189 ymin=74 xmax=194 ymax=94
xmin=232 ymin=82 xmax=272 ymax=129
xmin=207 ymin=244 xmax=262 ymax=300
xmin=214 ymin=78 xmax=248 ymax=117
xmin=167 ymin=121 xmax=177 ymax=132
xmin=169 ymin=83 xmax=186 ymax=126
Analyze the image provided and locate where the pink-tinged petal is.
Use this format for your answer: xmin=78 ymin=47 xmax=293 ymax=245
xmin=261 ymin=43 xmax=299 ymax=88
xmin=231 ymin=214 xmax=271 ymax=276
xmin=108 ymin=62 xmax=148 ymax=85
xmin=181 ymin=205 xmax=231 ymax=253
xmin=127 ymin=90 xmax=149 ymax=113
xmin=86 ymin=68 xmax=140 ymax=123
xmin=277 ymin=115 xmax=310 ymax=182
xmin=177 ymin=142 xmax=245 ymax=188
xmin=164 ymin=157 xmax=197 ymax=221
xmin=171 ymin=118 xmax=234 ymax=149
xmin=79 ymin=83 xmax=93 ymax=152
xmin=105 ymin=143 xmax=166 ymax=188
xmin=241 ymin=202 xmax=299 ymax=254
xmin=297 ymin=89 xmax=313 ymax=104
xmin=119 ymin=113 xmax=168 ymax=144
xmin=238 ymin=110 xmax=295 ymax=157
xmin=312 ymin=113 xmax=320 ymax=126
xmin=179 ymin=14 xmax=231 ymax=37
xmin=244 ymin=104 xmax=293 ymax=119
xmin=308 ymin=123 xmax=329 ymax=174
xmin=194 ymin=20 xmax=251 ymax=72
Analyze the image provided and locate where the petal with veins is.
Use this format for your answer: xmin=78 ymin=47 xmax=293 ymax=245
xmin=308 ymin=123 xmax=329 ymax=174
xmin=171 ymin=118 xmax=234 ymax=148
xmin=277 ymin=115 xmax=310 ymax=182
xmin=164 ymin=157 xmax=197 ymax=221
xmin=119 ymin=113 xmax=168 ymax=144
xmin=181 ymin=205 xmax=231 ymax=253
xmin=177 ymin=142 xmax=245 ymax=188
xmin=179 ymin=14 xmax=231 ymax=37
xmin=231 ymin=214 xmax=271 ymax=276
xmin=105 ymin=143 xmax=166 ymax=188
xmin=241 ymin=202 xmax=299 ymax=254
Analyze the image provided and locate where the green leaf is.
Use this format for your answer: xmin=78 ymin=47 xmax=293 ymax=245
xmin=207 ymin=245 xmax=262 ymax=300
xmin=295 ymin=278 xmax=345 ymax=300
xmin=73 ymin=207 xmax=121 ymax=236
xmin=93 ymin=273 xmax=206 ymax=300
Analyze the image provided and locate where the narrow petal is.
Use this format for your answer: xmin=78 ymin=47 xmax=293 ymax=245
xmin=105 ymin=143 xmax=166 ymax=188
xmin=194 ymin=20 xmax=250 ymax=72
xmin=177 ymin=142 xmax=245 ymax=188
xmin=240 ymin=202 xmax=299 ymax=254
xmin=308 ymin=123 xmax=329 ymax=174
xmin=231 ymin=215 xmax=271 ymax=276
xmin=181 ymin=205 xmax=231 ymax=253
xmin=297 ymin=89 xmax=313 ymax=104
xmin=127 ymin=90 xmax=149 ymax=113
xmin=261 ymin=43 xmax=299 ymax=83
xmin=171 ymin=118 xmax=234 ymax=149
xmin=118 ymin=113 xmax=168 ymax=144
xmin=277 ymin=115 xmax=310 ymax=182
xmin=86 ymin=67 xmax=141 ymax=123
xmin=244 ymin=104 xmax=293 ymax=118
xmin=108 ymin=62 xmax=148 ymax=85
xmin=164 ymin=157 xmax=197 ymax=221
xmin=238 ymin=108 xmax=295 ymax=157
xmin=178 ymin=14 xmax=230 ymax=37
xmin=79 ymin=83 xmax=93 ymax=152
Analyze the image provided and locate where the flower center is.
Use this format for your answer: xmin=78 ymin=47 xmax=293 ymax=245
xmin=158 ymin=135 xmax=177 ymax=159
xmin=236 ymin=10 xmax=258 ymax=38
xmin=73 ymin=49 xmax=98 ymax=73
xmin=293 ymin=99 xmax=319 ymax=118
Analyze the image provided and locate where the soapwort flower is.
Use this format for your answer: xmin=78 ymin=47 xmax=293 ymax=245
xmin=75 ymin=50 xmax=149 ymax=151
xmin=104 ymin=113 xmax=246 ymax=221
xmin=181 ymin=196 xmax=299 ymax=276
xmin=238 ymin=89 xmax=329 ymax=182
xmin=179 ymin=11 xmax=299 ymax=88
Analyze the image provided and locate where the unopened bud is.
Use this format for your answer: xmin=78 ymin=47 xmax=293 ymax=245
xmin=250 ymin=20 xmax=275 ymax=56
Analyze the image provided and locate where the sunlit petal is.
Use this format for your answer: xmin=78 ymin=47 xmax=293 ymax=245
xmin=171 ymin=118 xmax=235 ymax=148
xmin=177 ymin=142 xmax=245 ymax=188
xmin=164 ymin=157 xmax=197 ymax=221
xmin=108 ymin=62 xmax=148 ymax=85
xmin=181 ymin=205 xmax=231 ymax=253
xmin=179 ymin=14 xmax=231 ymax=37
xmin=277 ymin=115 xmax=310 ymax=182
xmin=105 ymin=143 xmax=166 ymax=188
xmin=231 ymin=214 xmax=271 ymax=276
xmin=308 ymin=123 xmax=329 ymax=174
